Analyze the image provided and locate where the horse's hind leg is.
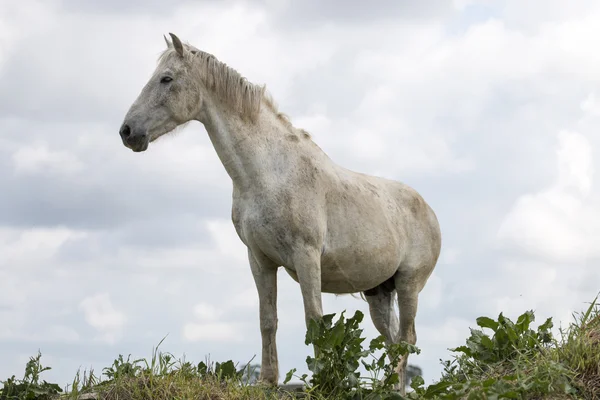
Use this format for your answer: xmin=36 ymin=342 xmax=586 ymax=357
xmin=393 ymin=275 xmax=420 ymax=395
xmin=364 ymin=282 xmax=399 ymax=345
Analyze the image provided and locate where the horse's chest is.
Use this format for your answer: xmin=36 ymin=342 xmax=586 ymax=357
xmin=231 ymin=202 xmax=255 ymax=246
xmin=232 ymin=200 xmax=283 ymax=240
xmin=231 ymin=198 xmax=321 ymax=266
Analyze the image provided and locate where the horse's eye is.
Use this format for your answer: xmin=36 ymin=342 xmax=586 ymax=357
xmin=160 ymin=76 xmax=173 ymax=84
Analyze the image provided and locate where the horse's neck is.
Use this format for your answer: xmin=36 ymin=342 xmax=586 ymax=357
xmin=199 ymin=101 xmax=282 ymax=190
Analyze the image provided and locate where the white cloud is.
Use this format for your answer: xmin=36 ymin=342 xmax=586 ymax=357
xmin=193 ymin=303 xmax=222 ymax=321
xmin=419 ymin=317 xmax=474 ymax=347
xmin=183 ymin=322 xmax=244 ymax=343
xmin=0 ymin=325 xmax=80 ymax=343
xmin=79 ymin=293 xmax=126 ymax=344
xmin=0 ymin=0 xmax=59 ymax=67
xmin=0 ymin=227 xmax=86 ymax=268
xmin=0 ymin=307 xmax=27 ymax=340
xmin=205 ymin=219 xmax=248 ymax=265
xmin=493 ymin=96 xmax=600 ymax=341
xmin=419 ymin=273 xmax=444 ymax=311
xmin=439 ymin=247 xmax=461 ymax=265
xmin=498 ymin=129 xmax=598 ymax=262
xmin=581 ymin=92 xmax=600 ymax=117
xmin=13 ymin=142 xmax=84 ymax=175
xmin=183 ymin=289 xmax=258 ymax=344
xmin=226 ymin=288 xmax=259 ymax=310
xmin=489 ymin=258 xmax=593 ymax=341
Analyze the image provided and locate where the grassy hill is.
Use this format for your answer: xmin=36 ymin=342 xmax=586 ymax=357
xmin=1 ymin=297 xmax=598 ymax=400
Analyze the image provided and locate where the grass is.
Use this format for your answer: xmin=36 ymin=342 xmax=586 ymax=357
xmin=1 ymin=297 xmax=598 ymax=400
xmin=405 ymin=296 xmax=600 ymax=399
xmin=554 ymin=299 xmax=600 ymax=398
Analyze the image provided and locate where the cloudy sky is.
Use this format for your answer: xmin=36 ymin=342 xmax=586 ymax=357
xmin=1 ymin=0 xmax=600 ymax=388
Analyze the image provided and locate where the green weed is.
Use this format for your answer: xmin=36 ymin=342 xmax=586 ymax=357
xmin=0 ymin=352 xmax=62 ymax=400
xmin=285 ymin=310 xmax=419 ymax=399
xmin=2 ymin=297 xmax=598 ymax=400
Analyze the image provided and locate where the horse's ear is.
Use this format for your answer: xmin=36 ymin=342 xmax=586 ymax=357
xmin=169 ymin=32 xmax=185 ymax=57
xmin=163 ymin=34 xmax=172 ymax=48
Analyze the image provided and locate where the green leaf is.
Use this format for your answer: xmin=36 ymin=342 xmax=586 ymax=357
xmin=305 ymin=318 xmax=321 ymax=345
xmin=480 ymin=335 xmax=494 ymax=350
xmin=330 ymin=319 xmax=346 ymax=347
xmin=468 ymin=328 xmax=485 ymax=344
xmin=450 ymin=345 xmax=472 ymax=357
xmin=410 ymin=375 xmax=424 ymax=390
xmin=501 ymin=390 xmax=520 ymax=398
xmin=476 ymin=316 xmax=499 ymax=332
xmin=466 ymin=389 xmax=487 ymax=400
xmin=347 ymin=372 xmax=359 ymax=388
xmin=515 ymin=310 xmax=534 ymax=334
xmin=481 ymin=378 xmax=496 ymax=388
xmin=424 ymin=380 xmax=453 ymax=396
xmin=494 ymin=328 xmax=509 ymax=349
xmin=215 ymin=360 xmax=237 ymax=379
xmin=369 ymin=335 xmax=386 ymax=352
xmin=383 ymin=393 xmax=406 ymax=400
xmin=197 ymin=361 xmax=207 ymax=377
xmin=283 ymin=368 xmax=296 ymax=384
xmin=537 ymin=317 xmax=554 ymax=343
xmin=383 ymin=372 xmax=399 ymax=386
xmin=322 ymin=313 xmax=335 ymax=328
xmin=505 ymin=326 xmax=518 ymax=343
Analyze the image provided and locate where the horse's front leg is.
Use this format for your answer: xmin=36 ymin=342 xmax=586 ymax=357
xmin=248 ymin=248 xmax=279 ymax=385
xmin=292 ymin=248 xmax=323 ymax=342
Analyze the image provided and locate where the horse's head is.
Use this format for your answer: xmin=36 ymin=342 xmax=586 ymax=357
xmin=119 ymin=33 xmax=202 ymax=152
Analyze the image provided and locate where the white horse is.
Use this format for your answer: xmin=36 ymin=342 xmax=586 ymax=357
xmin=119 ymin=33 xmax=441 ymax=394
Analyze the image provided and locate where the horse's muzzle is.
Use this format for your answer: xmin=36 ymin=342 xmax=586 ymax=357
xmin=119 ymin=124 xmax=149 ymax=152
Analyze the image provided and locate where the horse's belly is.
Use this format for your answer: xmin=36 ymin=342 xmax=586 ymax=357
xmin=283 ymin=265 xmax=387 ymax=294
xmin=316 ymin=222 xmax=404 ymax=292
xmin=324 ymin=254 xmax=399 ymax=293
xmin=282 ymin=249 xmax=399 ymax=294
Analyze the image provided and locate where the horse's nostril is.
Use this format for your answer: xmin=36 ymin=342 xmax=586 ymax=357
xmin=120 ymin=124 xmax=131 ymax=138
